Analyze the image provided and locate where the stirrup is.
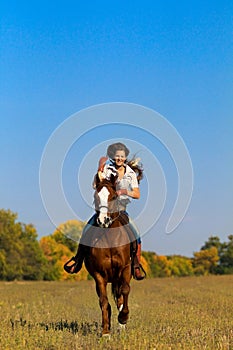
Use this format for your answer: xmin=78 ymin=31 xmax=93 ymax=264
xmin=64 ymin=256 xmax=82 ymax=274
xmin=133 ymin=264 xmax=146 ymax=281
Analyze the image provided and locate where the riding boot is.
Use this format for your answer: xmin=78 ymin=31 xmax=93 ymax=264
xmin=64 ymin=215 xmax=97 ymax=274
xmin=74 ymin=243 xmax=86 ymax=270
xmin=64 ymin=243 xmax=86 ymax=274
xmin=133 ymin=243 xmax=145 ymax=281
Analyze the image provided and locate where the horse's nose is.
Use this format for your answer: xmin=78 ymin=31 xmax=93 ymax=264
xmin=104 ymin=216 xmax=112 ymax=227
xmin=97 ymin=214 xmax=112 ymax=228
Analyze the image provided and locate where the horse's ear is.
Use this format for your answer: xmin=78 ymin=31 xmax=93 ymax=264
xmin=95 ymin=173 xmax=101 ymax=187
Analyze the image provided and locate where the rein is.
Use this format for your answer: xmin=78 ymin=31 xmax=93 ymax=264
xmin=108 ymin=200 xmax=121 ymax=225
xmin=97 ymin=199 xmax=121 ymax=227
xmin=95 ymin=178 xmax=123 ymax=228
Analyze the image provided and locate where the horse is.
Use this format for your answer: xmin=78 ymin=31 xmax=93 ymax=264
xmin=81 ymin=173 xmax=133 ymax=336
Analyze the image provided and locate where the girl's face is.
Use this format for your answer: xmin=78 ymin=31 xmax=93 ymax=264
xmin=114 ymin=150 xmax=126 ymax=167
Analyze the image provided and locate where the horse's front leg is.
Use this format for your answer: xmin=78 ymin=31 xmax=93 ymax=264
xmin=118 ymin=267 xmax=131 ymax=325
xmin=95 ymin=276 xmax=111 ymax=335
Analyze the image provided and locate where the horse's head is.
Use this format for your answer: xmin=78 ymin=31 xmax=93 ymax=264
xmin=95 ymin=173 xmax=118 ymax=228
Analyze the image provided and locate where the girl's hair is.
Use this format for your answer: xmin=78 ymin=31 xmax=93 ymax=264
xmin=107 ymin=142 xmax=130 ymax=159
xmin=107 ymin=142 xmax=143 ymax=184
xmin=127 ymin=156 xmax=144 ymax=184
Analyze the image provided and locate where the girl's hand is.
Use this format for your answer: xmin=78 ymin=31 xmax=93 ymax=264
xmin=98 ymin=156 xmax=108 ymax=172
xmin=116 ymin=189 xmax=128 ymax=196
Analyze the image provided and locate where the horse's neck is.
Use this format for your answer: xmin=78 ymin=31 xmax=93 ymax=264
xmin=110 ymin=211 xmax=120 ymax=220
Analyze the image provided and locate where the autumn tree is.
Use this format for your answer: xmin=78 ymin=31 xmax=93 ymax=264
xmin=200 ymin=235 xmax=233 ymax=274
xmin=153 ymin=255 xmax=171 ymax=277
xmin=142 ymin=252 xmax=194 ymax=277
xmin=193 ymin=247 xmax=219 ymax=275
xmin=142 ymin=251 xmax=156 ymax=277
xmin=167 ymin=255 xmax=194 ymax=277
xmin=40 ymin=219 xmax=89 ymax=281
xmin=40 ymin=236 xmax=69 ymax=280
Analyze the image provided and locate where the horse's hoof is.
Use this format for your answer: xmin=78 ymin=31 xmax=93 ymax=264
xmin=118 ymin=323 xmax=126 ymax=330
xmin=102 ymin=333 xmax=111 ymax=339
xmin=118 ymin=315 xmax=128 ymax=325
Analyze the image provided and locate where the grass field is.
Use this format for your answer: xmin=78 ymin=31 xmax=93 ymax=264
xmin=0 ymin=275 xmax=232 ymax=349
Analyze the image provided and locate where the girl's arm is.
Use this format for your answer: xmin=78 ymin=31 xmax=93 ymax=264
xmin=116 ymin=187 xmax=140 ymax=199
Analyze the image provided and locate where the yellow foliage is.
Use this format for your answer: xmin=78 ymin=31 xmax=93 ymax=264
xmin=40 ymin=235 xmax=89 ymax=281
xmin=193 ymin=247 xmax=219 ymax=275
xmin=140 ymin=255 xmax=150 ymax=276
xmin=53 ymin=220 xmax=85 ymax=242
xmin=153 ymin=255 xmax=171 ymax=277
xmin=59 ymin=254 xmax=89 ymax=281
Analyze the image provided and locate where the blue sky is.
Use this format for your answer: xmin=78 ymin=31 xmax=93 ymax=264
xmin=1 ymin=1 xmax=232 ymax=256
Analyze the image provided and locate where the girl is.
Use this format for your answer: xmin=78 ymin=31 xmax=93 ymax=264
xmin=64 ymin=142 xmax=145 ymax=280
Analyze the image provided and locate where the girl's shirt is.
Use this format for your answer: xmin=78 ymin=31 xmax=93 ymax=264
xmin=102 ymin=163 xmax=139 ymax=207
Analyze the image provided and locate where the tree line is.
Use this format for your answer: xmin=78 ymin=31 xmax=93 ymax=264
xmin=0 ymin=209 xmax=232 ymax=281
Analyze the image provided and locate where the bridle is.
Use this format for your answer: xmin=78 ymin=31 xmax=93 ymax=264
xmin=96 ymin=182 xmax=121 ymax=228
xmin=97 ymin=199 xmax=121 ymax=228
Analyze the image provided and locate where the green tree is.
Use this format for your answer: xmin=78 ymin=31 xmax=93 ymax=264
xmin=0 ymin=209 xmax=46 ymax=280
xmin=201 ymin=236 xmax=222 ymax=254
xmin=0 ymin=250 xmax=7 ymax=279
xmin=20 ymin=224 xmax=46 ymax=280
xmin=52 ymin=220 xmax=85 ymax=253
xmin=220 ymin=235 xmax=233 ymax=274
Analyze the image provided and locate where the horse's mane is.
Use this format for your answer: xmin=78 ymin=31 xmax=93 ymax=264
xmin=127 ymin=156 xmax=144 ymax=184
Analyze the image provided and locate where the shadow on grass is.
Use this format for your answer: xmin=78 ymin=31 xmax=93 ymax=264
xmin=10 ymin=318 xmax=100 ymax=335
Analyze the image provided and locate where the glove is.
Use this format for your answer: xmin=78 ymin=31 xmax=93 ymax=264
xmin=116 ymin=189 xmax=128 ymax=196
xmin=98 ymin=156 xmax=108 ymax=172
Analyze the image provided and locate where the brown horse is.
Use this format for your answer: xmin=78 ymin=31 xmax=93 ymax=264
xmin=82 ymin=174 xmax=133 ymax=336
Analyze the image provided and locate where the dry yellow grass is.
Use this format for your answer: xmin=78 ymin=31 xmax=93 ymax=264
xmin=0 ymin=275 xmax=232 ymax=349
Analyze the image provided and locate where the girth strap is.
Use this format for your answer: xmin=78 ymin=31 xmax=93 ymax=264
xmin=118 ymin=212 xmax=138 ymax=256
